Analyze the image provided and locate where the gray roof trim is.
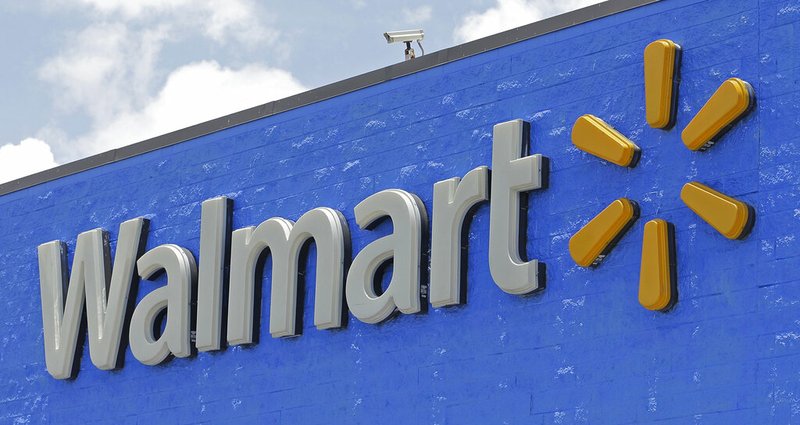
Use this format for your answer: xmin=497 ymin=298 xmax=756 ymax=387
xmin=0 ymin=0 xmax=658 ymax=196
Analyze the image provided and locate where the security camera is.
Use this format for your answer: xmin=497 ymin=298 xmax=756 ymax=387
xmin=383 ymin=29 xmax=425 ymax=61
xmin=383 ymin=29 xmax=424 ymax=44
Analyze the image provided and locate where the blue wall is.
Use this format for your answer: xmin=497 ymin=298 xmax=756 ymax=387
xmin=2 ymin=0 xmax=799 ymax=423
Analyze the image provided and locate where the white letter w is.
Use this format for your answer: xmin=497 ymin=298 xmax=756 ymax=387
xmin=37 ymin=218 xmax=147 ymax=379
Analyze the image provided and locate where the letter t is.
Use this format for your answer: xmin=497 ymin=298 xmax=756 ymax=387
xmin=489 ymin=119 xmax=545 ymax=295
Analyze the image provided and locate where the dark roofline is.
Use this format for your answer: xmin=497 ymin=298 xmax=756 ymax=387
xmin=0 ymin=0 xmax=658 ymax=196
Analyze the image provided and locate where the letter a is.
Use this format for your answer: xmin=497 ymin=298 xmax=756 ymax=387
xmin=129 ymin=245 xmax=196 ymax=366
xmin=346 ymin=189 xmax=427 ymax=323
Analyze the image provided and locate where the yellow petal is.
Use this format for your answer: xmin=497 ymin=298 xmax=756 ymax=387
xmin=569 ymin=198 xmax=638 ymax=267
xmin=644 ymin=39 xmax=681 ymax=129
xmin=639 ymin=219 xmax=675 ymax=311
xmin=681 ymin=78 xmax=754 ymax=151
xmin=571 ymin=115 xmax=640 ymax=167
xmin=680 ymin=182 xmax=753 ymax=239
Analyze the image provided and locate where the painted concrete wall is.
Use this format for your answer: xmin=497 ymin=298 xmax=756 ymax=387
xmin=1 ymin=0 xmax=799 ymax=423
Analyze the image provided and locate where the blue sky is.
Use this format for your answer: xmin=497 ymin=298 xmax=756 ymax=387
xmin=0 ymin=0 xmax=599 ymax=183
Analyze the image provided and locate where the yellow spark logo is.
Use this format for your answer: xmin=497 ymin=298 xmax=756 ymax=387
xmin=567 ymin=39 xmax=755 ymax=312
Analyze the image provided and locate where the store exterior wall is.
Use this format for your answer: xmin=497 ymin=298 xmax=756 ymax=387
xmin=2 ymin=0 xmax=799 ymax=423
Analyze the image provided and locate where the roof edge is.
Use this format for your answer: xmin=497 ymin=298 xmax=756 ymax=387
xmin=0 ymin=0 xmax=658 ymax=196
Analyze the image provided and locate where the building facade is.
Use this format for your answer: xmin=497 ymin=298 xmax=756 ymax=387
xmin=1 ymin=0 xmax=799 ymax=423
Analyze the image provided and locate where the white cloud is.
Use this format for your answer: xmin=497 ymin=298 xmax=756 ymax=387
xmin=29 ymin=0 xmax=303 ymax=164
xmin=71 ymin=60 xmax=305 ymax=158
xmin=454 ymin=0 xmax=602 ymax=43
xmin=59 ymin=0 xmax=273 ymax=44
xmin=0 ymin=138 xmax=58 ymax=183
xmin=403 ymin=5 xmax=433 ymax=25
xmin=39 ymin=23 xmax=167 ymax=124
xmin=0 ymin=0 xmax=306 ymax=184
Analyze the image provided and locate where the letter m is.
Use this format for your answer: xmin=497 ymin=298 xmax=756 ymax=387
xmin=37 ymin=218 xmax=146 ymax=379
